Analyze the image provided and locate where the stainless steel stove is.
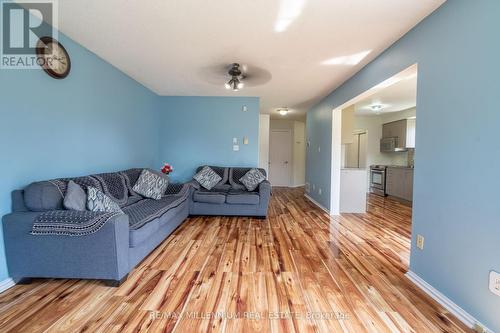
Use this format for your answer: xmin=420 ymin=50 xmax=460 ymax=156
xmin=370 ymin=165 xmax=387 ymax=196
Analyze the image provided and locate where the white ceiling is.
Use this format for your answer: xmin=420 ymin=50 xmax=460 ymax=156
xmin=354 ymin=72 xmax=417 ymax=116
xmin=54 ymin=0 xmax=444 ymax=119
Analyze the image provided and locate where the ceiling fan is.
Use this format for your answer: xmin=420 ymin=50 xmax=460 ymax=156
xmin=225 ymin=63 xmax=245 ymax=91
xmin=198 ymin=62 xmax=272 ymax=91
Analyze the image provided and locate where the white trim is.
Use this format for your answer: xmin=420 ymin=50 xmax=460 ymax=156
xmin=406 ymin=271 xmax=493 ymax=333
xmin=330 ymin=109 xmax=342 ymax=215
xmin=0 ymin=278 xmax=16 ymax=293
xmin=304 ymin=194 xmax=330 ymax=214
xmin=290 ymin=183 xmax=305 ymax=188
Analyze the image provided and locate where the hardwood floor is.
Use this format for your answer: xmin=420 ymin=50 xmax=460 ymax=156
xmin=0 ymin=188 xmax=471 ymax=332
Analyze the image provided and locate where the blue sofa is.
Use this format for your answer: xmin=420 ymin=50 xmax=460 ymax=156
xmin=189 ymin=166 xmax=271 ymax=218
xmin=2 ymin=169 xmax=190 ymax=286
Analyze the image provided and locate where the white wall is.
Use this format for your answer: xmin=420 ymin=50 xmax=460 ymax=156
xmin=259 ymin=114 xmax=270 ymax=174
xmin=270 ymin=119 xmax=306 ymax=187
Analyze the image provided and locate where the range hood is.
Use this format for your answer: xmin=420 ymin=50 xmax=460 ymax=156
xmin=380 ymin=137 xmax=408 ymax=152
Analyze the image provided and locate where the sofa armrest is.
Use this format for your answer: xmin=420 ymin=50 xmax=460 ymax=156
xmin=259 ymin=180 xmax=272 ymax=201
xmin=2 ymin=211 xmax=130 ymax=281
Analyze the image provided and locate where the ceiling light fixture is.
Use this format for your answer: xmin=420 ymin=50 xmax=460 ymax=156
xmin=370 ymin=105 xmax=383 ymax=114
xmin=278 ymin=107 xmax=289 ymax=116
xmin=225 ymin=63 xmax=245 ymax=91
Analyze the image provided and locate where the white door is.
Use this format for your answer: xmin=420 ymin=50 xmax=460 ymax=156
xmin=269 ymin=130 xmax=292 ymax=186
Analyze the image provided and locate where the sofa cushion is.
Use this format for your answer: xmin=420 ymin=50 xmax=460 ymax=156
xmin=63 ymin=181 xmax=87 ymax=211
xmin=123 ymin=195 xmax=189 ymax=230
xmin=226 ymin=190 xmax=260 ymax=205
xmin=24 ymin=181 xmax=63 ymax=212
xmin=133 ymin=169 xmax=169 ymax=200
xmin=193 ymin=190 xmax=226 ymax=204
xmin=239 ymin=168 xmax=266 ymax=191
xmin=120 ymin=168 xmax=144 ymax=196
xmin=91 ymin=172 xmax=129 ymax=206
xmin=229 ymin=167 xmax=267 ymax=190
xmin=193 ymin=166 xmax=222 ymax=190
xmin=129 ymin=218 xmax=160 ymax=247
xmin=87 ymin=187 xmax=123 ymax=213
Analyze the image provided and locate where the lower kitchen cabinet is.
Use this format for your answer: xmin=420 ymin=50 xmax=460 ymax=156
xmin=386 ymin=167 xmax=413 ymax=201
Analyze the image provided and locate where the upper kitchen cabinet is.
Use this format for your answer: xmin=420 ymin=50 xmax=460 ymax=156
xmin=382 ymin=118 xmax=416 ymax=150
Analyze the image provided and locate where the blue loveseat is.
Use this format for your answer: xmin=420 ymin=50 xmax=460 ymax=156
xmin=189 ymin=166 xmax=271 ymax=218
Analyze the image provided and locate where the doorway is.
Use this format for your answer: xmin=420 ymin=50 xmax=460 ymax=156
xmin=344 ymin=131 xmax=367 ymax=168
xmin=331 ymin=64 xmax=418 ymax=215
xmin=269 ymin=129 xmax=292 ymax=186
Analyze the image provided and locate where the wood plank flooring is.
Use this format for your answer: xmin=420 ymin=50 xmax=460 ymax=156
xmin=0 ymin=188 xmax=472 ymax=332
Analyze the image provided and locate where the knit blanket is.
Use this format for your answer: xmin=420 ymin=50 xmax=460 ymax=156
xmin=125 ymin=183 xmax=191 ymax=230
xmin=31 ymin=210 xmax=122 ymax=236
xmin=49 ymin=173 xmax=129 ymax=206
xmin=32 ymin=174 xmax=192 ymax=236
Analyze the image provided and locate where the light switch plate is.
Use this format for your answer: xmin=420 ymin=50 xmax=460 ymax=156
xmin=233 ymin=145 xmax=239 ymax=151
xmin=233 ymin=137 xmax=238 ymax=144
xmin=243 ymin=137 xmax=249 ymax=145
xmin=489 ymin=271 xmax=500 ymax=296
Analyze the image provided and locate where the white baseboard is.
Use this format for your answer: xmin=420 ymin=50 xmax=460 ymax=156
xmin=304 ymin=194 xmax=330 ymax=214
xmin=290 ymin=183 xmax=305 ymax=188
xmin=0 ymin=278 xmax=16 ymax=293
xmin=406 ymin=271 xmax=493 ymax=332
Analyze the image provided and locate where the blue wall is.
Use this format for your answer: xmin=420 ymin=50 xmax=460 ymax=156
xmin=0 ymin=32 xmax=159 ymax=281
xmin=158 ymin=97 xmax=260 ymax=182
xmin=305 ymin=1 xmax=500 ymax=331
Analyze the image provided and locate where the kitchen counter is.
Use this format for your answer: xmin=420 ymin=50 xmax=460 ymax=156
xmin=340 ymin=168 xmax=367 ymax=213
xmin=386 ymin=165 xmax=413 ymax=169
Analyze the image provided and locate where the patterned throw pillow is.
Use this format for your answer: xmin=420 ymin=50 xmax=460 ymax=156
xmin=132 ymin=169 xmax=169 ymax=200
xmin=239 ymin=168 xmax=266 ymax=191
xmin=87 ymin=187 xmax=123 ymax=213
xmin=193 ymin=166 xmax=222 ymax=190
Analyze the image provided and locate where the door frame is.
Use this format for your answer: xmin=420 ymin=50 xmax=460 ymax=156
xmin=269 ymin=129 xmax=292 ymax=187
xmin=330 ymin=63 xmax=418 ymax=215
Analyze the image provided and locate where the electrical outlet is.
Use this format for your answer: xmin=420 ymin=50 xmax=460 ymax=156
xmin=312 ymin=184 xmax=316 ymax=191
xmin=416 ymin=234 xmax=424 ymax=250
xmin=318 ymin=146 xmax=321 ymax=153
xmin=318 ymin=188 xmax=322 ymax=195
xmin=489 ymin=271 xmax=500 ymax=297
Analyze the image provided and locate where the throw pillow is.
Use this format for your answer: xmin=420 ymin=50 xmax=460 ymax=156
xmin=193 ymin=166 xmax=222 ymax=190
xmin=133 ymin=169 xmax=169 ymax=200
xmin=87 ymin=186 xmax=123 ymax=213
xmin=63 ymin=180 xmax=87 ymax=211
xmin=239 ymin=168 xmax=266 ymax=191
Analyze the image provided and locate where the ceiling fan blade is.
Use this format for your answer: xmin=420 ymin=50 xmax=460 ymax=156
xmin=198 ymin=63 xmax=272 ymax=87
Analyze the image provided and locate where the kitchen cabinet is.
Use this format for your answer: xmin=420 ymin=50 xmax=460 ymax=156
xmin=382 ymin=119 xmax=415 ymax=149
xmin=386 ymin=167 xmax=413 ymax=201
